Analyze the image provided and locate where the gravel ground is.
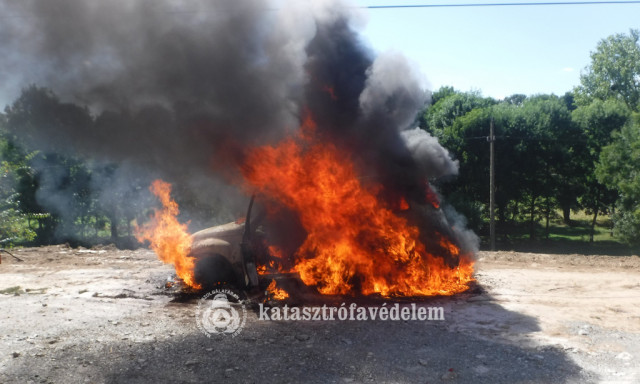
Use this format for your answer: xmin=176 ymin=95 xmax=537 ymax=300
xmin=0 ymin=245 xmax=639 ymax=384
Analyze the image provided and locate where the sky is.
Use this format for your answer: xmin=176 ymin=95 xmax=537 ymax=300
xmin=354 ymin=0 xmax=640 ymax=99
xmin=1 ymin=1 xmax=638 ymax=106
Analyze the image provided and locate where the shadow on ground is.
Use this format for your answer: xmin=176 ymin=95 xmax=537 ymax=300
xmin=4 ymin=290 xmax=594 ymax=384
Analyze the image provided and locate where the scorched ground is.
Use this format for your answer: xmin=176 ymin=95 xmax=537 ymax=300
xmin=1 ymin=246 xmax=639 ymax=383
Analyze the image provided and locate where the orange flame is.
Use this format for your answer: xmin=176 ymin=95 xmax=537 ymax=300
xmin=322 ymin=85 xmax=338 ymax=100
xmin=242 ymin=117 xmax=474 ymax=297
xmin=398 ymin=197 xmax=410 ymax=211
xmin=135 ymin=180 xmax=201 ymax=289
xmin=268 ymin=245 xmax=285 ymax=260
xmin=257 ymin=245 xmax=289 ymax=275
xmin=267 ymin=279 xmax=290 ymax=300
xmin=426 ymin=187 xmax=440 ymax=209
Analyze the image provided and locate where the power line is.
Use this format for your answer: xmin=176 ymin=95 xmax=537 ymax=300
xmin=365 ymin=1 xmax=640 ymax=9
xmin=2 ymin=1 xmax=639 ymax=19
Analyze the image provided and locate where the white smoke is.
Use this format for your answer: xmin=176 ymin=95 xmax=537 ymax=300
xmin=400 ymin=127 xmax=459 ymax=179
xmin=359 ymin=52 xmax=430 ymax=131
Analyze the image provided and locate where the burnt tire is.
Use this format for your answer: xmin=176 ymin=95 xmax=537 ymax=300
xmin=194 ymin=254 xmax=239 ymax=291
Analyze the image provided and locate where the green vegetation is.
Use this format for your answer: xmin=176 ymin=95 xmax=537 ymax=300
xmin=420 ymin=29 xmax=640 ymax=250
xmin=0 ymin=87 xmax=153 ymax=248
xmin=495 ymin=210 xmax=634 ymax=255
xmin=0 ymin=116 xmax=37 ymax=246
xmin=0 ymin=286 xmax=24 ymax=295
xmin=579 ymin=29 xmax=640 ymax=245
xmin=0 ymin=30 xmax=638 ymax=251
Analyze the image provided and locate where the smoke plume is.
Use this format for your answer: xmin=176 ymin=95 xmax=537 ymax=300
xmin=0 ymin=0 xmax=477 ymax=254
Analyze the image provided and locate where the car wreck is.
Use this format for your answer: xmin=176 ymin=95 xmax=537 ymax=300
xmin=187 ymin=194 xmax=468 ymax=297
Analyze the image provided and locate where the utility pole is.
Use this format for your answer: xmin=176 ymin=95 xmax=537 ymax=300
xmin=489 ymin=117 xmax=496 ymax=251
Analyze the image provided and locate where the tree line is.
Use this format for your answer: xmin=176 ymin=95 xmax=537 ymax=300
xmin=0 ymin=85 xmax=226 ymax=248
xmin=0 ymin=88 xmax=148 ymax=247
xmin=1 ymin=30 xmax=639 ymax=247
xmin=423 ymin=29 xmax=640 ymax=245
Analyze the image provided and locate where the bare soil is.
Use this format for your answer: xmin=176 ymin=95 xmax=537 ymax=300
xmin=1 ymin=246 xmax=639 ymax=384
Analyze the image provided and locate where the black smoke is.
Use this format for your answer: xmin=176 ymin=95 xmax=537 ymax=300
xmin=0 ymin=0 xmax=477 ymax=255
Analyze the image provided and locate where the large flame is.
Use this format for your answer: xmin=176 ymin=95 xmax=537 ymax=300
xmin=242 ymin=117 xmax=474 ymax=297
xmin=266 ymin=279 xmax=290 ymax=300
xmin=135 ymin=180 xmax=201 ymax=289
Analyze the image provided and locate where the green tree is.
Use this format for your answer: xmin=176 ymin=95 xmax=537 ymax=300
xmin=4 ymin=86 xmax=100 ymax=244
xmin=502 ymin=95 xmax=575 ymax=240
xmin=561 ymin=91 xmax=577 ymax=112
xmin=0 ymin=113 xmax=37 ymax=245
xmin=596 ymin=115 xmax=640 ymax=244
xmin=430 ymin=86 xmax=456 ymax=105
xmin=4 ymin=87 xmax=163 ymax=247
xmin=440 ymin=106 xmax=492 ymax=229
xmin=435 ymin=95 xmax=576 ymax=241
xmin=575 ymin=29 xmax=640 ymax=111
xmin=421 ymin=89 xmax=496 ymax=139
xmin=572 ymin=99 xmax=632 ymax=241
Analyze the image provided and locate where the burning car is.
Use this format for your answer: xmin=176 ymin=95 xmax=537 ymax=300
xmin=189 ymin=197 xmax=261 ymax=291
xmin=186 ymin=182 xmax=473 ymax=298
xmin=126 ymin=3 xmax=477 ymax=300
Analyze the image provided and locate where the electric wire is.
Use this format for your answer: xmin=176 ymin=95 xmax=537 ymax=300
xmin=365 ymin=1 xmax=640 ymax=9
xmin=2 ymin=0 xmax=640 ymax=19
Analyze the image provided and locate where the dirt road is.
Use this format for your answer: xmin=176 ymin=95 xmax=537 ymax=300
xmin=1 ymin=246 xmax=639 ymax=383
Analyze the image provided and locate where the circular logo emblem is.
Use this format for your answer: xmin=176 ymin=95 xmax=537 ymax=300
xmin=196 ymin=289 xmax=246 ymax=337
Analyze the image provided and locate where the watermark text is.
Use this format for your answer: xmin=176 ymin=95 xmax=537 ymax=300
xmin=258 ymin=303 xmax=444 ymax=321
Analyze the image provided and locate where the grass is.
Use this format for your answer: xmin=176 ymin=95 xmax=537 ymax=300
xmin=483 ymin=211 xmax=639 ymax=256
xmin=547 ymin=211 xmax=614 ymax=242
xmin=25 ymin=287 xmax=47 ymax=294
xmin=0 ymin=286 xmax=48 ymax=295
xmin=0 ymin=286 xmax=24 ymax=295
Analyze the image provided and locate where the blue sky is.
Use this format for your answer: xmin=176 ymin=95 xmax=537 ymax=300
xmin=1 ymin=1 xmax=638 ymax=106
xmin=354 ymin=0 xmax=640 ymax=99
